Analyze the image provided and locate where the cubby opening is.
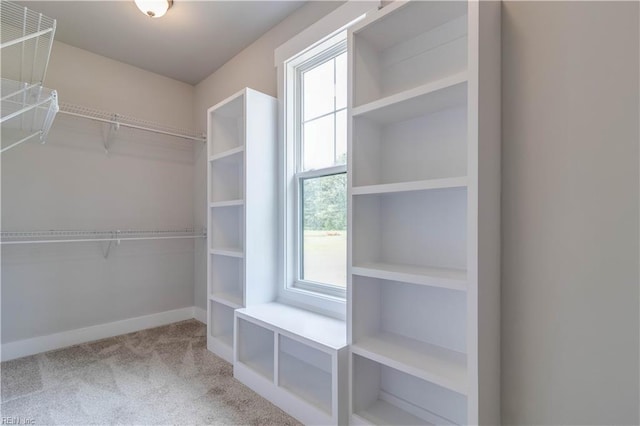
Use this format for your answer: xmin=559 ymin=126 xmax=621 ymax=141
xmin=352 ymin=106 xmax=467 ymax=187
xmin=351 ymin=275 xmax=467 ymax=392
xmin=237 ymin=319 xmax=274 ymax=381
xmin=352 ymin=354 xmax=467 ymax=425
xmin=209 ymin=95 xmax=244 ymax=155
xmin=278 ymin=335 xmax=332 ymax=414
xmin=210 ymin=254 xmax=243 ymax=306
xmin=352 ymin=276 xmax=466 ymax=353
xmin=352 ymin=2 xmax=468 ymax=107
xmin=210 ymin=205 xmax=243 ymax=252
xmin=209 ymin=301 xmax=235 ymax=349
xmin=210 ymin=152 xmax=244 ymax=203
xmin=352 ymin=188 xmax=467 ymax=273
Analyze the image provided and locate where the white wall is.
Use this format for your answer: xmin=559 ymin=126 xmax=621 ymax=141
xmin=192 ymin=1 xmax=343 ymax=311
xmin=501 ymin=2 xmax=639 ymax=424
xmin=1 ymin=42 xmax=197 ymax=343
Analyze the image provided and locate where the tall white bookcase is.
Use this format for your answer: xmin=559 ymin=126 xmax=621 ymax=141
xmin=347 ymin=1 xmax=500 ymax=425
xmin=207 ymin=88 xmax=278 ymax=363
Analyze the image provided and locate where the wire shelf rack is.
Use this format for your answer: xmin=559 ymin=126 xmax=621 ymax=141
xmin=1 ymin=78 xmax=59 ymax=153
xmin=1 ymin=2 xmax=58 ymax=154
xmin=0 ymin=228 xmax=206 ymax=245
xmin=0 ymin=1 xmax=56 ymax=85
xmin=59 ymin=102 xmax=206 ymax=142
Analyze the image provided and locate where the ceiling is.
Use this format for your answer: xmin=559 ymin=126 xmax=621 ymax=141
xmin=18 ymin=1 xmax=306 ymax=85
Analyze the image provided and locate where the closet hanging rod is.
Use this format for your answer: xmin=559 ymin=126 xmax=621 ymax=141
xmin=0 ymin=229 xmax=206 ymax=245
xmin=58 ymin=103 xmax=206 ymax=142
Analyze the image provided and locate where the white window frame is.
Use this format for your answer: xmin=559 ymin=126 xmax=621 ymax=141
xmin=275 ymin=1 xmax=378 ymax=319
xmin=291 ymin=34 xmax=347 ymax=299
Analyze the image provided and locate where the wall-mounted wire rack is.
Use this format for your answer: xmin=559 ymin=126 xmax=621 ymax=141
xmin=58 ymin=102 xmax=206 ymax=143
xmin=1 ymin=228 xmax=206 ymax=258
xmin=1 ymin=1 xmax=59 ymax=154
xmin=0 ymin=1 xmax=56 ymax=84
xmin=0 ymin=228 xmax=206 ymax=245
xmin=0 ymin=228 xmax=207 ymax=259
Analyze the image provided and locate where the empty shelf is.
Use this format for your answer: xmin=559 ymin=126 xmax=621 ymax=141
xmin=352 ymin=332 xmax=467 ymax=395
xmin=351 ymin=262 xmax=466 ymax=291
xmin=352 ymin=177 xmax=467 ymax=196
xmin=352 ymin=73 xmax=467 ymax=124
xmin=353 ymin=398 xmax=432 ymax=426
xmin=210 ymin=248 xmax=244 ymax=258
xmin=209 ymin=293 xmax=243 ymax=309
xmin=209 ymin=146 xmax=244 ymax=162
xmin=279 ymin=352 xmax=332 ymax=414
xmin=210 ymin=199 xmax=244 ymax=208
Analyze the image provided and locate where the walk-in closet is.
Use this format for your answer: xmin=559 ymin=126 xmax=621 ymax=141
xmin=2 ymin=1 xmax=639 ymax=425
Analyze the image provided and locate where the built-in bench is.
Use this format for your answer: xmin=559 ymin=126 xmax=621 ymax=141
xmin=234 ymin=302 xmax=348 ymax=425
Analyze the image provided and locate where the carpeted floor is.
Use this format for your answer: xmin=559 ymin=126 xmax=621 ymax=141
xmin=1 ymin=320 xmax=300 ymax=425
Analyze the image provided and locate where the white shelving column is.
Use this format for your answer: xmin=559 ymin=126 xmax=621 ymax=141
xmin=207 ymin=88 xmax=278 ymax=362
xmin=347 ymin=1 xmax=500 ymax=425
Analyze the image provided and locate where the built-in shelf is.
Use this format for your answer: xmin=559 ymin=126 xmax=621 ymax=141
xmin=349 ymin=1 xmax=500 ymax=423
xmin=208 ymin=300 xmax=235 ymax=363
xmin=351 ymin=73 xmax=468 ymax=124
xmin=210 ymin=248 xmax=244 ymax=258
xmin=237 ymin=317 xmax=274 ymax=381
xmin=209 ymin=146 xmax=244 ymax=162
xmin=351 ymin=398 xmax=430 ymax=426
xmin=352 ymin=177 xmax=467 ymax=196
xmin=352 ymin=353 xmax=467 ymax=425
xmin=279 ymin=351 xmax=332 ymax=414
xmin=210 ymin=199 xmax=244 ymax=208
xmin=351 ymin=262 xmax=466 ymax=291
xmin=207 ymin=88 xmax=277 ymax=365
xmin=352 ymin=332 xmax=467 ymax=395
xmin=211 ymin=334 xmax=233 ymax=349
xmin=209 ymin=292 xmax=243 ymax=309
xmin=235 ymin=303 xmax=348 ymax=425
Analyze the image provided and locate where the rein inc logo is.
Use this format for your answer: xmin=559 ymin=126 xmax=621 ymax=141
xmin=2 ymin=418 xmax=35 ymax=425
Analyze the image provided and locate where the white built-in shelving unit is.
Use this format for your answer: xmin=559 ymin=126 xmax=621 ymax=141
xmin=235 ymin=303 xmax=347 ymax=425
xmin=1 ymin=1 xmax=59 ymax=153
xmin=348 ymin=1 xmax=501 ymax=425
xmin=206 ymin=88 xmax=278 ymax=362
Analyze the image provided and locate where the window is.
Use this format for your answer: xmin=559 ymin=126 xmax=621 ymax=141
xmin=286 ymin=33 xmax=347 ymax=299
xmin=276 ymin=2 xmax=372 ymax=316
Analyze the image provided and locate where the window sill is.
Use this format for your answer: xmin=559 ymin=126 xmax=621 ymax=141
xmin=278 ymin=285 xmax=346 ymax=321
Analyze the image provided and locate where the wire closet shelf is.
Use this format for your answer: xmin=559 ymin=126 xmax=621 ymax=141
xmin=0 ymin=228 xmax=206 ymax=245
xmin=58 ymin=102 xmax=206 ymax=142
xmin=1 ymin=1 xmax=59 ymax=154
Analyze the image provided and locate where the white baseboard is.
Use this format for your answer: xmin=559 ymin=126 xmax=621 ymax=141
xmin=1 ymin=306 xmax=204 ymax=362
xmin=192 ymin=306 xmax=207 ymax=323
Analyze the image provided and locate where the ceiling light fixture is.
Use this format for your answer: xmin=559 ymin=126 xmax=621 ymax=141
xmin=134 ymin=0 xmax=173 ymax=18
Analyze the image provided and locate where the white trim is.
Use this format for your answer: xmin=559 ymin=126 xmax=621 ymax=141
xmin=274 ymin=1 xmax=380 ymax=66
xmin=1 ymin=306 xmax=201 ymax=361
xmin=192 ymin=306 xmax=207 ymax=324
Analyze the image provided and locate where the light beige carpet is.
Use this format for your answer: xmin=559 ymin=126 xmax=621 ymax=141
xmin=1 ymin=320 xmax=300 ymax=425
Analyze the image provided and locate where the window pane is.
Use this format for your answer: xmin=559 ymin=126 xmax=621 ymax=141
xmin=301 ymin=173 xmax=347 ymax=287
xmin=303 ymin=59 xmax=335 ymax=121
xmin=335 ymin=52 xmax=347 ymax=110
xmin=303 ymin=114 xmax=334 ymax=171
xmin=335 ymin=109 xmax=347 ymax=165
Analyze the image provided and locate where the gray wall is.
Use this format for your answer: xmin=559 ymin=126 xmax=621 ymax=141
xmin=192 ymin=1 xmax=343 ymax=311
xmin=1 ymin=42 xmax=196 ymax=343
xmin=501 ymin=2 xmax=639 ymax=424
